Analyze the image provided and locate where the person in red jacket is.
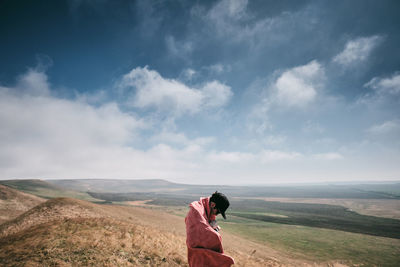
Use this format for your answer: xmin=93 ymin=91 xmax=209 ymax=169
xmin=185 ymin=191 xmax=234 ymax=267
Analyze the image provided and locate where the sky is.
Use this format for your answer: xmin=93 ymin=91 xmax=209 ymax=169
xmin=0 ymin=0 xmax=399 ymax=185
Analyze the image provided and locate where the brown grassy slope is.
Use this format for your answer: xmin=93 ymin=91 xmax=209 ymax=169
xmin=0 ymin=217 xmax=186 ymax=266
xmin=0 ymin=197 xmax=106 ymax=237
xmin=0 ymin=184 xmax=45 ymax=224
xmin=0 ymin=198 xmax=187 ymax=266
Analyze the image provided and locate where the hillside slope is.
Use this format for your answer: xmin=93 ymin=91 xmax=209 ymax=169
xmin=0 ymin=184 xmax=45 ymax=224
xmin=0 ymin=197 xmax=188 ymax=266
xmin=0 ymin=196 xmax=347 ymax=266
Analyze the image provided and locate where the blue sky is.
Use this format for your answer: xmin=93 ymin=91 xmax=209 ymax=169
xmin=0 ymin=0 xmax=399 ymax=184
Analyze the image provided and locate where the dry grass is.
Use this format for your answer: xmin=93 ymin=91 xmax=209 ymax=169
xmin=0 ymin=184 xmax=45 ymax=224
xmin=0 ymin=217 xmax=187 ymax=266
xmin=0 ymin=198 xmax=103 ymax=237
xmin=0 ymin=198 xmax=187 ymax=266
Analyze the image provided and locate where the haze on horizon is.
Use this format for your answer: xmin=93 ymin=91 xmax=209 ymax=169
xmin=1 ymin=0 xmax=399 ymax=185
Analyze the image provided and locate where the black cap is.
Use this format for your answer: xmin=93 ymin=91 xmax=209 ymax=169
xmin=211 ymin=191 xmax=230 ymax=219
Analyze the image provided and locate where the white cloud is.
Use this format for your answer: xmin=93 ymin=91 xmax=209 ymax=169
xmin=333 ymin=35 xmax=383 ymax=66
xmin=0 ymin=69 xmax=149 ymax=178
xmin=274 ymin=60 xmax=324 ymax=108
xmin=120 ymin=67 xmax=202 ymax=114
xmin=0 ymin=68 xmax=236 ymax=183
xmin=364 ymin=72 xmax=400 ymax=95
xmin=201 ymin=81 xmax=233 ymax=108
xmin=356 ymin=72 xmax=400 ymax=109
xmin=16 ymin=68 xmax=50 ymax=96
xmin=118 ymin=66 xmax=232 ymax=116
xmin=0 ymin=89 xmax=144 ymax=149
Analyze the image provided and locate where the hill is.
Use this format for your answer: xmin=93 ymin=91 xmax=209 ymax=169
xmin=47 ymin=178 xmax=179 ymax=193
xmin=0 ymin=197 xmax=188 ymax=266
xmin=0 ymin=195 xmax=334 ymax=266
xmin=0 ymin=184 xmax=45 ymax=224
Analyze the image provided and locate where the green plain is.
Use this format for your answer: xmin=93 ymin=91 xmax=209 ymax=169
xmin=220 ymin=215 xmax=400 ymax=267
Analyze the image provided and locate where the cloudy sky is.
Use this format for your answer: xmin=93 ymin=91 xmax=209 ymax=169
xmin=1 ymin=0 xmax=399 ymax=184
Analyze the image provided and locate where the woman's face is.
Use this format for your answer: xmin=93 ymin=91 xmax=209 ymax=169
xmin=210 ymin=202 xmax=220 ymax=215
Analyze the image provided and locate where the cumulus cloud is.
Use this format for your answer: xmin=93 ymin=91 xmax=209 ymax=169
xmin=364 ymin=72 xmax=400 ymax=96
xmin=118 ymin=66 xmax=232 ymax=116
xmin=16 ymin=68 xmax=51 ymax=96
xmin=0 ymin=67 xmax=236 ymax=182
xmin=333 ymin=35 xmax=383 ymax=66
xmin=0 ymin=69 xmax=147 ymax=178
xmin=357 ymin=71 xmax=400 ymax=109
xmin=0 ymin=94 xmax=143 ymax=147
xmin=201 ymin=81 xmax=233 ymax=108
xmin=274 ymin=60 xmax=324 ymax=108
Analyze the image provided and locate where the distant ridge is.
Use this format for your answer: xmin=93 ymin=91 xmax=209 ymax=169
xmin=46 ymin=178 xmax=179 ymax=193
xmin=0 ymin=179 xmax=101 ymax=201
xmin=1 ymin=179 xmax=62 ymax=190
xmin=44 ymin=179 xmax=400 ymax=199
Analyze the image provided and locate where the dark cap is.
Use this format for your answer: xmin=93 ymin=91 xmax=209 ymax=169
xmin=210 ymin=191 xmax=230 ymax=219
